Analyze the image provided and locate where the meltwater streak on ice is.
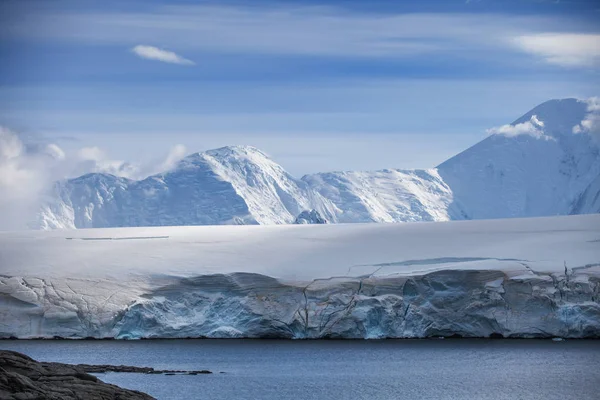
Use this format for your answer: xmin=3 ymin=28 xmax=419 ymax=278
xmin=1 ymin=215 xmax=599 ymax=339
xmin=1 ymin=340 xmax=600 ymax=400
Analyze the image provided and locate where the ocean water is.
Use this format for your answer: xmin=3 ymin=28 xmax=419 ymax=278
xmin=2 ymin=339 xmax=599 ymax=400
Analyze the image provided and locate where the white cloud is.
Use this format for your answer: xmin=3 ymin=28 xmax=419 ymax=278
xmin=44 ymin=143 xmax=66 ymax=160
xmin=573 ymin=97 xmax=600 ymax=141
xmin=583 ymin=96 xmax=600 ymax=113
xmin=0 ymin=126 xmax=189 ymax=230
xmin=76 ymin=146 xmax=139 ymax=178
xmin=530 ymin=115 xmax=544 ymax=128
xmin=132 ymin=45 xmax=195 ymax=65
xmin=487 ymin=115 xmax=546 ymax=138
xmin=0 ymin=127 xmax=64 ymax=230
xmin=76 ymin=144 xmax=187 ymax=178
xmin=77 ymin=146 xmax=104 ymax=161
xmin=512 ymin=34 xmax=600 ymax=67
xmin=156 ymin=144 xmax=187 ymax=172
xmin=0 ymin=126 xmax=24 ymax=161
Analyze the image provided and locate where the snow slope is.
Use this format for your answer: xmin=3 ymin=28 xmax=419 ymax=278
xmin=302 ymin=168 xmax=467 ymax=223
xmin=2 ymin=215 xmax=599 ymax=339
xmin=36 ymin=146 xmax=336 ymax=229
xmin=572 ymin=174 xmax=600 ymax=215
xmin=33 ymin=98 xmax=599 ymax=229
xmin=437 ymin=98 xmax=600 ymax=219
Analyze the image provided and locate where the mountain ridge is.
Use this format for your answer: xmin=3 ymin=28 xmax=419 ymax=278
xmin=34 ymin=98 xmax=600 ymax=229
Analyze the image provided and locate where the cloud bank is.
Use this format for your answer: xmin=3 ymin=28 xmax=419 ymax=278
xmin=132 ymin=45 xmax=195 ymax=65
xmin=0 ymin=127 xmax=64 ymax=230
xmin=513 ymin=34 xmax=600 ymax=67
xmin=0 ymin=126 xmax=186 ymax=230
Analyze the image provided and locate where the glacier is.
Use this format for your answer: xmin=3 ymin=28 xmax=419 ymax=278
xmin=1 ymin=214 xmax=599 ymax=339
xmin=32 ymin=98 xmax=600 ymax=229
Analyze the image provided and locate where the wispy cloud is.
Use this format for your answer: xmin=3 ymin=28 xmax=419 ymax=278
xmin=512 ymin=33 xmax=600 ymax=67
xmin=4 ymin=4 xmax=589 ymax=61
xmin=131 ymin=45 xmax=195 ymax=65
xmin=76 ymin=146 xmax=139 ymax=177
xmin=76 ymin=143 xmax=187 ymax=177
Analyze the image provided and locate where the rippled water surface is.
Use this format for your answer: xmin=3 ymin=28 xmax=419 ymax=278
xmin=2 ymin=339 xmax=599 ymax=400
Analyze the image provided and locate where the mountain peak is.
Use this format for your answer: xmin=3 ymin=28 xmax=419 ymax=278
xmin=69 ymin=172 xmax=130 ymax=184
xmin=172 ymin=145 xmax=272 ymax=173
xmin=511 ymin=98 xmax=588 ymax=138
xmin=437 ymin=97 xmax=599 ymax=220
xmin=205 ymin=145 xmax=267 ymax=157
xmin=178 ymin=145 xmax=271 ymax=168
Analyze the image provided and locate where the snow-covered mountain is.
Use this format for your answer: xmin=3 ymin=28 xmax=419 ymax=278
xmin=302 ymin=169 xmax=467 ymax=223
xmin=36 ymin=146 xmax=336 ymax=229
xmin=34 ymin=98 xmax=599 ymax=229
xmin=437 ymin=98 xmax=600 ymax=219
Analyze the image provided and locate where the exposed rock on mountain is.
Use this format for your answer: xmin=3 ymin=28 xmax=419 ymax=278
xmin=294 ymin=209 xmax=328 ymax=224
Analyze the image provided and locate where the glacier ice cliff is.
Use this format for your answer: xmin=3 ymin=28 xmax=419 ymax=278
xmin=89 ymin=269 xmax=600 ymax=339
xmin=1 ymin=215 xmax=599 ymax=339
xmin=1 ymin=269 xmax=599 ymax=339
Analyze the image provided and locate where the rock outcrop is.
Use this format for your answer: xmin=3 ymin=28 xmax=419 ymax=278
xmin=0 ymin=350 xmax=155 ymax=400
xmin=294 ymin=209 xmax=328 ymax=224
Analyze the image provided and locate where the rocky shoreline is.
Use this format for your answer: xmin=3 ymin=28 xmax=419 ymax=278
xmin=0 ymin=350 xmax=212 ymax=399
xmin=77 ymin=363 xmax=212 ymax=375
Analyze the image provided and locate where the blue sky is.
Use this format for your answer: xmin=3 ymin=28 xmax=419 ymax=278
xmin=1 ymin=0 xmax=599 ymax=175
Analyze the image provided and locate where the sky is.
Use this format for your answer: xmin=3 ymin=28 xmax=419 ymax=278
xmin=1 ymin=0 xmax=599 ymax=182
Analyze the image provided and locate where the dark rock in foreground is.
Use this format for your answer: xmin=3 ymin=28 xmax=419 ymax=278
xmin=0 ymin=350 xmax=158 ymax=399
xmin=79 ymin=364 xmax=211 ymax=375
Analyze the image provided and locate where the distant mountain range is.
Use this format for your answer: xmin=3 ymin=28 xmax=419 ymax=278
xmin=35 ymin=98 xmax=600 ymax=229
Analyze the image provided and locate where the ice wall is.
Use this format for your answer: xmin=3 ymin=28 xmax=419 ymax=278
xmin=2 ymin=269 xmax=599 ymax=339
